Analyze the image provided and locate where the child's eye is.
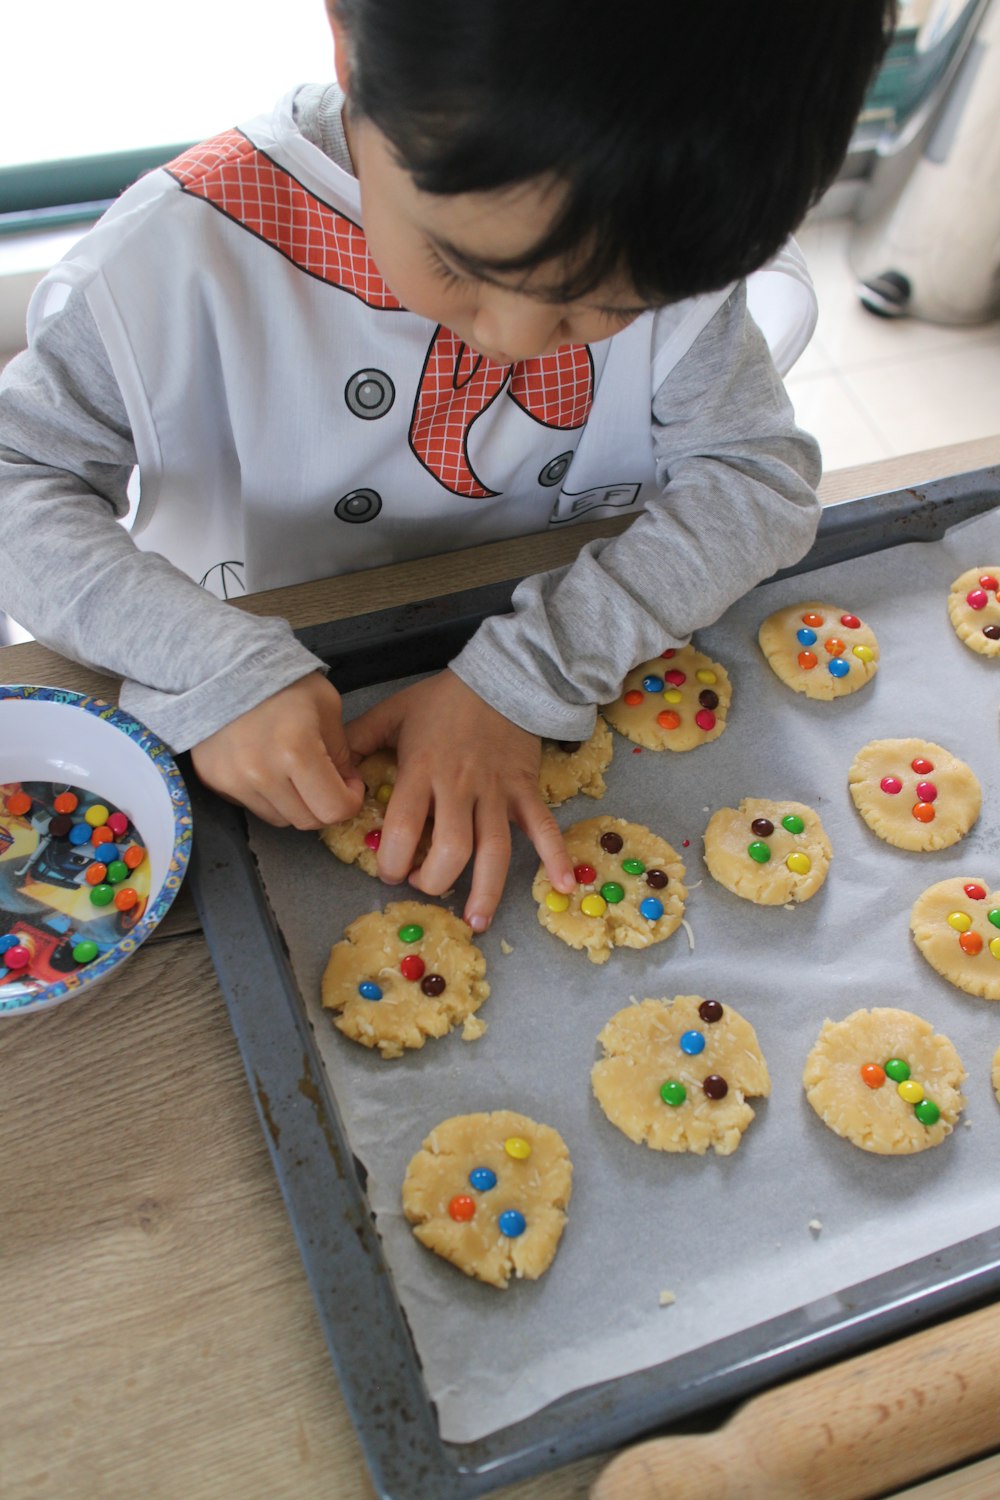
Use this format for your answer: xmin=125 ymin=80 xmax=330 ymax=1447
xmin=426 ymin=245 xmax=469 ymax=289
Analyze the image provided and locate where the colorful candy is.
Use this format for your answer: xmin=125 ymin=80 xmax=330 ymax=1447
xmin=694 ymin=709 xmax=716 ymax=731
xmin=645 ymin=869 xmax=668 ymax=889
xmin=600 ymin=831 xmax=624 ymax=854
xmin=363 ymin=829 xmax=381 ymax=850
xmin=828 ymin=658 xmax=849 ymax=678
xmin=639 ymin=897 xmax=664 ymax=921
xmin=448 ymin=1195 xmax=476 ymax=1222
xmin=912 ymin=757 xmax=934 ymax=774
xmin=622 ymin=858 xmax=645 ymax=875
xmin=860 ymin=1062 xmax=885 ymax=1089
xmin=698 ymin=999 xmax=724 ymax=1023
xmin=642 ymin=675 xmax=664 ymax=692
xmin=504 ymin=1136 xmax=532 ymax=1160
xmin=796 ymin=628 xmax=816 ymax=646
xmin=84 ymin=804 xmax=110 ymax=828
xmin=747 ymin=840 xmax=771 ymax=864
xmin=574 ymin=863 xmax=597 ymax=884
xmin=781 ymin=813 xmax=805 ymax=835
xmin=657 ymin=710 xmax=681 ymax=730
xmin=358 ymin=981 xmax=382 ymax=1000
xmin=880 ymin=776 xmax=902 ymax=795
xmin=786 ymin=853 xmax=811 ymax=875
xmin=53 ymin=791 xmax=78 ymax=814
xmin=4 ymin=791 xmax=32 ymax=817
xmin=398 ymin=923 xmax=424 ymax=943
xmin=679 ymin=1030 xmax=705 ymax=1055
xmin=797 ymin=650 xmax=817 ymax=670
xmin=581 ymin=893 xmax=607 ymax=917
xmin=72 ymin=940 xmax=99 ymax=964
xmin=703 ymin=1075 xmax=728 ymax=1099
xmin=600 ymin=881 xmax=625 ymax=904
xmin=399 ymin=955 xmax=426 ymax=981
xmin=947 ymin=911 xmax=972 ymax=932
xmin=545 ymin=890 xmax=570 ymax=912
xmin=498 ymin=1209 xmax=526 ymax=1238
xmin=420 ymin=974 xmax=446 ymax=996
xmin=884 ymin=1057 xmax=910 ymax=1083
xmin=469 ymin=1167 xmax=497 ymax=1192
xmin=659 ymin=1079 xmax=686 ymax=1107
xmin=623 ymin=690 xmax=644 ymax=707
xmin=840 ymin=614 xmax=861 ymax=629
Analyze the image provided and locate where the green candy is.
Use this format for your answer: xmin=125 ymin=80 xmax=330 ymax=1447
xmin=621 ymin=858 xmax=645 ymax=876
xmin=106 ymin=860 xmax=128 ymax=884
xmin=89 ymin=884 xmax=114 ymax=907
xmin=781 ymin=813 xmax=805 ymax=835
xmin=747 ymin=840 xmax=771 ymax=864
xmin=988 ymin=909 xmax=1000 ymax=930
xmin=72 ymin=940 xmax=99 ymax=964
xmin=600 ymin=882 xmax=625 ymax=904
xmin=659 ymin=1079 xmax=687 ymax=1107
xmin=914 ymin=1098 xmax=940 ymax=1126
xmin=398 ymin=924 xmax=424 ymax=943
xmin=884 ymin=1056 xmax=910 ymax=1083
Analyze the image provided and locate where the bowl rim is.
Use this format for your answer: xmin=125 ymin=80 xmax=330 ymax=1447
xmin=0 ymin=683 xmax=193 ymax=1016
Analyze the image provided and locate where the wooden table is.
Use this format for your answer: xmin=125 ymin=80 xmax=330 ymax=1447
xmin=3 ymin=438 xmax=1000 ymax=1500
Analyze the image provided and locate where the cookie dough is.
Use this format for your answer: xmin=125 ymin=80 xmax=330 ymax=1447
xmin=803 ymin=1007 xmax=966 ymax=1154
xmin=321 ymin=900 xmax=489 ymax=1058
xmin=602 ymin=645 xmax=732 ymax=750
xmin=532 ymin=816 xmax=687 ymax=964
xmin=592 ymin=995 xmax=770 ymax=1155
xmin=910 ymin=877 xmax=1000 ymax=1000
xmin=948 ymin=567 xmax=1000 ymax=657
xmin=538 ymin=719 xmax=613 ymax=806
xmin=319 ymin=750 xmax=431 ymax=877
xmin=703 ymin=798 xmax=831 ymax=904
xmin=993 ymin=1044 xmax=1000 ymax=1107
xmin=758 ymin=602 xmax=878 ymax=699
xmin=401 ymin=1110 xmax=573 ymax=1289
xmin=849 ymin=738 xmax=981 ymax=851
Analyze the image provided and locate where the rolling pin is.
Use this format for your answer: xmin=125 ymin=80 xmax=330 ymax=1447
xmin=590 ymin=1298 xmax=1000 ymax=1500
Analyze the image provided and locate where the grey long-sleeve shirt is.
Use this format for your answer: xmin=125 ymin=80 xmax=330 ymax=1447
xmin=0 ymin=85 xmax=821 ymax=751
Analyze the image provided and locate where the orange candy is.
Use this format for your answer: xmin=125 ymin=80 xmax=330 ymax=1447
xmin=824 ymin=637 xmax=846 ymax=657
xmin=802 ymin=612 xmax=824 ymax=627
xmin=123 ymin=845 xmax=146 ymax=870
xmin=623 ymin=689 xmax=644 ymax=707
xmin=959 ymin=931 xmax=983 ymax=956
xmin=85 ymin=862 xmax=108 ymax=886
xmin=53 ymin=791 xmax=78 ymax=814
xmin=114 ymin=887 xmax=138 ymax=912
xmin=860 ymin=1062 xmax=886 ymax=1090
xmin=912 ymin=803 xmax=936 ymax=824
xmin=448 ymin=1195 xmax=476 ymax=1223
xmin=797 ymin=650 xmax=817 ymax=670
xmin=657 ymin=710 xmax=681 ymax=730
xmin=91 ymin=825 xmax=113 ymax=846
xmin=5 ymin=791 xmax=32 ymax=817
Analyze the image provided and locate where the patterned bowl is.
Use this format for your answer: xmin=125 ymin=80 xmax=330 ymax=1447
xmin=0 ymin=685 xmax=192 ymax=1016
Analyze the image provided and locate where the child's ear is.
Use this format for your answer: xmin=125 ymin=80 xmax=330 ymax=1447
xmin=326 ymin=4 xmax=352 ymax=95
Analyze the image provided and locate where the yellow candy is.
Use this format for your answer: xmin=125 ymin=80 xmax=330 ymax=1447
xmin=85 ymin=803 xmax=110 ymax=827
xmin=581 ymin=893 xmax=607 ymax=917
xmin=504 ymin=1136 xmax=532 ymax=1161
xmin=545 ymin=891 xmax=570 ymax=912
xmin=375 ymin=783 xmax=393 ymax=804
xmin=786 ymin=852 xmax=811 ymax=875
xmin=695 ymin=669 xmax=717 ymax=684
xmin=990 ymin=937 xmax=1000 ymax=961
xmin=897 ymin=1079 xmax=924 ymax=1104
xmin=852 ymin=645 xmax=874 ymax=662
xmin=947 ymin=911 xmax=972 ymax=932
xmin=662 ymin=688 xmax=683 ymax=704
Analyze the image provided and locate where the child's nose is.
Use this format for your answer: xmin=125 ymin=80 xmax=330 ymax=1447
xmin=472 ymin=293 xmax=563 ymax=362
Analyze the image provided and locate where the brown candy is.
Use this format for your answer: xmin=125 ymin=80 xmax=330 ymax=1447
xmin=750 ymin=818 xmax=774 ymax=837
xmin=645 ymin=869 xmax=668 ymax=889
xmin=698 ymin=999 xmax=724 ymax=1023
xmin=703 ymin=1074 xmax=729 ymax=1099
xmin=420 ymin=974 xmax=446 ymax=997
xmin=599 ymin=831 xmax=624 ymax=854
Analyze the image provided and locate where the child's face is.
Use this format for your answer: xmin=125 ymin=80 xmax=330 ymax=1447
xmin=346 ymin=113 xmax=651 ymax=363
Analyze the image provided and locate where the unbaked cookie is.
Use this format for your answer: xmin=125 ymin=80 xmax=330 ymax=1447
xmin=947 ymin=568 xmax=1000 ymax=656
xmin=532 ymin=815 xmax=687 ymax=964
xmin=758 ymin=602 xmax=878 ymax=699
xmin=401 ymin=1110 xmax=573 ymax=1289
xmin=602 ymin=645 xmax=732 ymax=750
xmin=910 ymin=877 xmax=1000 ymax=1000
xmin=538 ymin=719 xmax=613 ymax=806
xmin=321 ymin=901 xmax=489 ymax=1058
xmin=848 ymin=738 xmax=980 ymax=851
xmin=703 ymin=798 xmax=831 ymax=905
xmin=592 ymin=996 xmax=770 ymax=1155
xmin=803 ymin=1007 xmax=966 ymax=1154
xmin=319 ymin=750 xmax=431 ymax=876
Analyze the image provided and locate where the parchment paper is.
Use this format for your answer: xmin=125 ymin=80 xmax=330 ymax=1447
xmin=249 ymin=504 xmax=1000 ymax=1443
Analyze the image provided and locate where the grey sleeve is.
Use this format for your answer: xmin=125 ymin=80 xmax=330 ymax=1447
xmin=0 ymin=288 xmax=326 ymax=751
xmin=449 ymin=284 xmax=822 ymax=738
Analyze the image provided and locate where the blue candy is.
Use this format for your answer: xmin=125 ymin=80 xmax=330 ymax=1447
xmin=68 ymin=823 xmax=92 ymax=845
xmin=95 ymin=844 xmax=120 ymax=864
xmin=498 ymin=1209 xmax=526 ymax=1239
xmin=0 ymin=934 xmax=19 ymax=953
xmin=358 ymin=980 xmax=382 ymax=1001
xmin=796 ymin=627 xmax=817 ymax=646
xmin=641 ymin=675 xmax=664 ymax=693
xmin=469 ymin=1166 xmax=497 ymax=1192
xmin=680 ymin=1029 xmax=706 ymax=1055
xmin=828 ymin=658 xmax=850 ymax=678
xmin=640 ymin=897 xmax=664 ymax=921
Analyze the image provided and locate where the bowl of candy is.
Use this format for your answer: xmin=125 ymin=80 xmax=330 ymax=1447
xmin=0 ymin=685 xmax=192 ymax=1016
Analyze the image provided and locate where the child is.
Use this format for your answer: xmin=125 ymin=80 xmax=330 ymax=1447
xmin=0 ymin=0 xmax=894 ymax=930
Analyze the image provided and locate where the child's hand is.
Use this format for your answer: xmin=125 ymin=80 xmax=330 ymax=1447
xmin=345 ymin=670 xmax=575 ymax=930
xmin=190 ymin=672 xmax=366 ymax=828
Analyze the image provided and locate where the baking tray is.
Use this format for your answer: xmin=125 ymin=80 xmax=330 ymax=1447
xmin=187 ymin=464 xmax=1000 ymax=1500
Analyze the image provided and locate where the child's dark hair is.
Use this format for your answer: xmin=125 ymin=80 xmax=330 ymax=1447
xmin=333 ymin=0 xmax=896 ymax=304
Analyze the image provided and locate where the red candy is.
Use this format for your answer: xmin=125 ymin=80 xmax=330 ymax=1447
xmin=916 ymin=781 xmax=937 ymax=803
xmin=964 ymin=883 xmax=987 ymax=900
xmin=574 ymin=863 xmax=597 ymax=885
xmin=911 ymin=758 xmax=934 ymax=775
xmin=880 ymin=776 xmax=902 ymax=795
xmin=107 ymin=811 xmax=129 ymax=837
xmin=363 ymin=829 xmax=382 ymax=850
xmin=623 ymin=689 xmax=644 ymax=706
xmin=3 ymin=945 xmax=30 ymax=970
xmin=694 ymin=709 xmax=716 ymax=731
xmin=967 ymin=589 xmax=988 ymax=610
xmin=664 ymin=670 xmax=687 ymax=686
xmin=979 ymin=575 xmax=999 ymax=592
xmin=840 ymin=614 xmax=861 ymax=629
xmin=660 ymin=648 xmax=676 ymax=659
xmin=400 ymin=955 xmax=425 ymax=981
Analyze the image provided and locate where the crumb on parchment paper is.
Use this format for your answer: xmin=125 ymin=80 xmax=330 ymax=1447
xmin=658 ymin=1290 xmax=676 ymax=1307
xmin=462 ymin=1014 xmax=487 ymax=1042
xmin=499 ymin=939 xmax=514 ymax=955
xmin=808 ymin=1219 xmax=823 ymax=1234
xmin=680 ymin=918 xmax=695 ymax=952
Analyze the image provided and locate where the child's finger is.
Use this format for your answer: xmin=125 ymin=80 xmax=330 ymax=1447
xmin=344 ymin=697 xmax=400 ymax=759
xmin=291 ymin=751 xmax=365 ymax=827
xmin=377 ymin=779 xmax=433 ymax=884
xmin=407 ymin=793 xmax=475 ymax=898
xmin=515 ymin=794 xmax=575 ymax=893
xmin=461 ymin=805 xmax=513 ymax=932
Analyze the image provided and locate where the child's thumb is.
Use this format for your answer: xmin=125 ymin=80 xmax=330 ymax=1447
xmin=343 ymin=699 xmax=398 ymax=760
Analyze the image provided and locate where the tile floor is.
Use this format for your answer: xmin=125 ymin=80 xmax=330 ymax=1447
xmin=789 ymin=216 xmax=1000 ymax=472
